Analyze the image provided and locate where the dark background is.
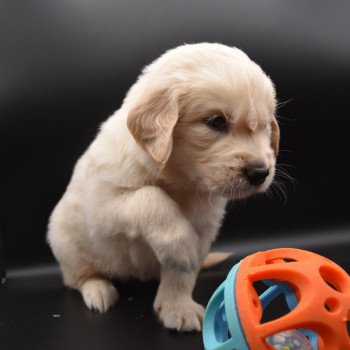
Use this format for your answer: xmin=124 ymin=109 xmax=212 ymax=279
xmin=0 ymin=1 xmax=349 ymax=349
xmin=1 ymin=0 xmax=349 ymax=267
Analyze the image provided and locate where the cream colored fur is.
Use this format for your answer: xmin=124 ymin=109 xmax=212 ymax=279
xmin=47 ymin=43 xmax=279 ymax=331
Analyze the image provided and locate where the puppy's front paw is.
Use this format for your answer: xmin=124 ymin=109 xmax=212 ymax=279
xmin=157 ymin=234 xmax=200 ymax=272
xmin=81 ymin=278 xmax=119 ymax=313
xmin=154 ymin=298 xmax=205 ymax=332
xmin=158 ymin=246 xmax=199 ymax=273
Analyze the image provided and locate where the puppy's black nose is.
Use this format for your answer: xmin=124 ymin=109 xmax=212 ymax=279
xmin=245 ymin=166 xmax=269 ymax=186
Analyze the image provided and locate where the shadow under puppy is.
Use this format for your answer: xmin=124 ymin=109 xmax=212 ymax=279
xmin=47 ymin=43 xmax=280 ymax=331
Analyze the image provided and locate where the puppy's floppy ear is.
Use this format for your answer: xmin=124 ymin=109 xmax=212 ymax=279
xmin=271 ymin=118 xmax=280 ymax=157
xmin=127 ymin=88 xmax=179 ymax=169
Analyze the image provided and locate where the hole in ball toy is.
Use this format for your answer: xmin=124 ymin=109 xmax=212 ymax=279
xmin=266 ymin=257 xmax=298 ymax=265
xmin=325 ymin=281 xmax=340 ymax=291
xmin=324 ymin=298 xmax=339 ymax=313
xmin=261 ymin=291 xmax=293 ymax=324
xmin=319 ymin=265 xmax=350 ymax=293
xmin=253 ymin=280 xmax=269 ymax=294
xmin=253 ymin=280 xmax=300 ymax=324
xmin=214 ymin=302 xmax=229 ymax=342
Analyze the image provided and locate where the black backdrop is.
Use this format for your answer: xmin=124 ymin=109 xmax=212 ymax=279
xmin=1 ymin=0 xmax=350 ymax=267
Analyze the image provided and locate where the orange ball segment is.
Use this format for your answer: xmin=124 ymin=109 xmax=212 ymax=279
xmin=236 ymin=248 xmax=350 ymax=350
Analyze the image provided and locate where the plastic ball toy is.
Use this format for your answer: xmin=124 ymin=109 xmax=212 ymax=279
xmin=203 ymin=248 xmax=350 ymax=350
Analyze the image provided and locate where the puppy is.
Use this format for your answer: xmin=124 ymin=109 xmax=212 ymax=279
xmin=47 ymin=43 xmax=279 ymax=331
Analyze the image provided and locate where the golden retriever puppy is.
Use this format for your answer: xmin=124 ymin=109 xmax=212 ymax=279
xmin=47 ymin=43 xmax=279 ymax=331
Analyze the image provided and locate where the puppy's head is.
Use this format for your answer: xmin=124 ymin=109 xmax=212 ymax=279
xmin=127 ymin=43 xmax=279 ymax=199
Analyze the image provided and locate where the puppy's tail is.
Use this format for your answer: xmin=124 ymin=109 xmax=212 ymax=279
xmin=201 ymin=252 xmax=232 ymax=270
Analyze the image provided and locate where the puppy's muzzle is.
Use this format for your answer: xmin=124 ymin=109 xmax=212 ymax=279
xmin=245 ymin=165 xmax=270 ymax=186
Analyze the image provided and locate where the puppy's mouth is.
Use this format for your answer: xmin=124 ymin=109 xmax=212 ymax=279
xmin=214 ymin=171 xmax=274 ymax=200
xmin=191 ymin=165 xmax=275 ymax=199
xmin=217 ymin=182 xmax=257 ymax=200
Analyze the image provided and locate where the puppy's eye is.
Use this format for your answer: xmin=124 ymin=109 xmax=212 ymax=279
xmin=206 ymin=115 xmax=228 ymax=131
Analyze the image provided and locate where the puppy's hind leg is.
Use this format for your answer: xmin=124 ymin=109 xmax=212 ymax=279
xmin=80 ymin=277 xmax=119 ymax=313
xmin=60 ymin=260 xmax=119 ymax=313
xmin=48 ymin=224 xmax=119 ymax=313
xmin=78 ymin=185 xmax=202 ymax=323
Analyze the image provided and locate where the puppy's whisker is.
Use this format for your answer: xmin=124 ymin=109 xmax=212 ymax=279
xmin=195 ymin=178 xmax=206 ymax=200
xmin=269 ymin=183 xmax=282 ymax=202
xmin=210 ymin=184 xmax=219 ymax=208
xmin=276 ymin=98 xmax=293 ymax=110
xmin=275 ymin=116 xmax=296 ymax=123
xmin=228 ymin=182 xmax=234 ymax=202
xmin=275 ymin=164 xmax=298 ymax=188
xmin=276 ymin=163 xmax=297 ymax=170
xmin=271 ymin=180 xmax=288 ymax=205
xmin=274 ymin=168 xmax=298 ymax=193
xmin=228 ymin=178 xmax=236 ymax=202
xmin=267 ymin=188 xmax=275 ymax=201
xmin=279 ymin=149 xmax=294 ymax=153
xmin=219 ymin=183 xmax=228 ymax=204
xmin=184 ymin=173 xmax=201 ymax=190
xmin=275 ymin=170 xmax=296 ymax=184
xmin=219 ymin=177 xmax=226 ymax=199
xmin=264 ymin=187 xmax=273 ymax=201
